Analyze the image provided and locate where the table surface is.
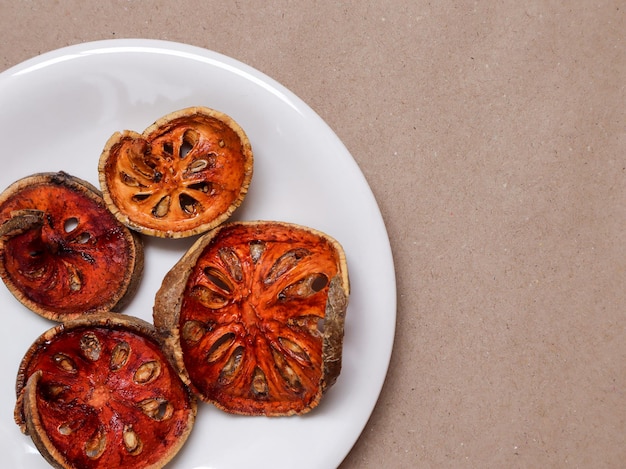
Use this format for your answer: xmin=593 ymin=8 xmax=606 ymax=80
xmin=2 ymin=1 xmax=624 ymax=467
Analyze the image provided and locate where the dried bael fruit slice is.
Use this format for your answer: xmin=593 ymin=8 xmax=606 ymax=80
xmin=0 ymin=172 xmax=143 ymax=321
xmin=15 ymin=312 xmax=197 ymax=469
xmin=154 ymin=221 xmax=350 ymax=416
xmin=98 ymin=106 xmax=254 ymax=238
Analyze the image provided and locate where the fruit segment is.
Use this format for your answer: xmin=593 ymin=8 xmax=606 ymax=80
xmin=0 ymin=172 xmax=143 ymax=321
xmin=154 ymin=221 xmax=349 ymax=416
xmin=15 ymin=313 xmax=196 ymax=469
xmin=99 ymin=107 xmax=253 ymax=238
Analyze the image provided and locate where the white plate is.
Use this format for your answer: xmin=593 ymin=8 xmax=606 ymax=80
xmin=0 ymin=39 xmax=396 ymax=469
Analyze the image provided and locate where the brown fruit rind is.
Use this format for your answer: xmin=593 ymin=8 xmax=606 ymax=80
xmin=153 ymin=220 xmax=350 ymax=416
xmin=98 ymin=106 xmax=254 ymax=238
xmin=0 ymin=171 xmax=144 ymax=321
xmin=15 ymin=312 xmax=197 ymax=469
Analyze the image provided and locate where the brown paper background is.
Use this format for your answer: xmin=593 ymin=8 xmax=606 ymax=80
xmin=1 ymin=1 xmax=624 ymax=467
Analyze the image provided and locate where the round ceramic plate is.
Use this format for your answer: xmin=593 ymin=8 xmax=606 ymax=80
xmin=0 ymin=39 xmax=396 ymax=468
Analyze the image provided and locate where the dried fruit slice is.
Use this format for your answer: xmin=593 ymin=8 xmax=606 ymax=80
xmin=98 ymin=106 xmax=253 ymax=238
xmin=15 ymin=312 xmax=197 ymax=469
xmin=0 ymin=172 xmax=143 ymax=321
xmin=154 ymin=221 xmax=350 ymax=416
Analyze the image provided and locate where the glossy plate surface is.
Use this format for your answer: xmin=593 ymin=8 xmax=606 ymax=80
xmin=0 ymin=39 xmax=396 ymax=469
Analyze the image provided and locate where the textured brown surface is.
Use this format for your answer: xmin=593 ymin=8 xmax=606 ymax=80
xmin=1 ymin=1 xmax=625 ymax=467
